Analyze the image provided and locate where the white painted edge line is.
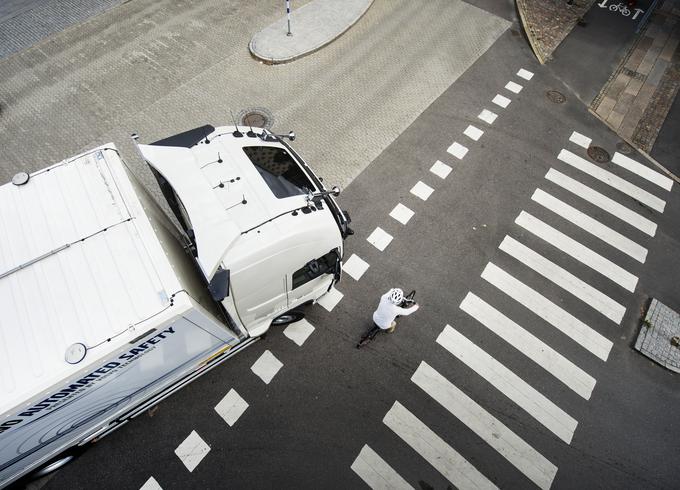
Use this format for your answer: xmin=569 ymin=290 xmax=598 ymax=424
xmin=351 ymin=444 xmax=414 ymax=490
xmin=558 ymin=149 xmax=666 ymax=213
xmin=214 ymin=388 xmax=249 ymax=426
xmin=516 ymin=211 xmax=639 ymax=292
xmin=140 ymin=477 xmax=163 ymax=490
xmin=464 ymin=125 xmax=484 ymax=141
xmin=412 ymin=362 xmax=557 ymax=490
xmin=430 ymin=160 xmax=452 ymax=179
xmin=383 ymin=401 xmax=498 ymax=490
xmin=505 ymin=81 xmax=523 ymax=94
xmin=482 ymin=262 xmax=613 ymax=361
xmin=283 ymin=318 xmax=315 ymax=346
xmin=569 ymin=131 xmax=592 ymax=149
xmin=517 ymin=68 xmax=534 ymax=80
xmin=532 ymin=188 xmax=648 ymax=263
xmin=492 ymin=94 xmax=511 ymax=108
xmin=174 ymin=430 xmax=210 ymax=472
xmin=447 ymin=142 xmax=469 ymax=160
xmin=250 ymin=349 xmax=283 ymax=384
xmin=437 ymin=325 xmax=578 ymax=444
xmin=545 ymin=168 xmax=657 ymax=237
xmin=343 ymin=253 xmax=370 ymax=280
xmin=367 ymin=227 xmax=393 ymax=251
xmin=499 ymin=236 xmax=626 ymax=324
xmin=460 ymin=292 xmax=596 ymax=399
xmin=612 ymin=152 xmax=674 ymax=191
xmin=478 ymin=109 xmax=498 ymax=124
xmin=411 ymin=181 xmax=434 ymax=201
xmin=317 ymin=286 xmax=343 ymax=312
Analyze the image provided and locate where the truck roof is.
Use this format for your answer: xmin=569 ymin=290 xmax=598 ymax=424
xmin=138 ymin=126 xmax=322 ymax=279
xmin=0 ymin=145 xmax=183 ymax=417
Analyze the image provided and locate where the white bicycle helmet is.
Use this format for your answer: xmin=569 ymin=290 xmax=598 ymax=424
xmin=388 ymin=288 xmax=404 ymax=305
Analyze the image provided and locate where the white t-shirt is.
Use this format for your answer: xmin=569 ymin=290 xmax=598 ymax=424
xmin=372 ymin=291 xmax=419 ymax=329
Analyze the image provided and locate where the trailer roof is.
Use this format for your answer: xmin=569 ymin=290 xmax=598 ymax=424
xmin=0 ymin=145 xmax=182 ymax=416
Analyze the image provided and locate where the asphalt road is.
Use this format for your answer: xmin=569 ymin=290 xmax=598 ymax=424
xmin=3 ymin=0 xmax=680 ymax=489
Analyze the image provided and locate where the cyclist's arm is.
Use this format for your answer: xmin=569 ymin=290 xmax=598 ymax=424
xmin=396 ymin=303 xmax=419 ymax=316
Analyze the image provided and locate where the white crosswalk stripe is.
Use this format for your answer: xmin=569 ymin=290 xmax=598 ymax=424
xmin=460 ymin=292 xmax=596 ymax=399
xmin=351 ymin=445 xmax=414 ymax=490
xmin=516 ymin=211 xmax=639 ymax=292
xmin=412 ymin=362 xmax=557 ymax=490
xmin=499 ymin=236 xmax=626 ymax=324
xmin=545 ymin=168 xmax=657 ymax=236
xmin=531 ymin=188 xmax=648 ymax=263
xmin=557 ymin=149 xmax=666 ymax=212
xmin=383 ymin=401 xmax=497 ymax=490
xmin=481 ymin=263 xmax=613 ymax=361
xmin=611 ymin=152 xmax=673 ymax=191
xmin=437 ymin=325 xmax=578 ymax=444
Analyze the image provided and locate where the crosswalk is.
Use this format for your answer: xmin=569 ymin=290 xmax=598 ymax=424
xmin=349 ymin=75 xmax=674 ymax=488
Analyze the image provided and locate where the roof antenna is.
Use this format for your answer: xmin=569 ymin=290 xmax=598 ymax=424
xmin=217 ymin=152 xmax=223 ymax=163
xmin=246 ymin=120 xmax=256 ymax=138
xmin=230 ymin=110 xmax=244 ymax=138
xmin=203 ymin=125 xmax=211 ymax=144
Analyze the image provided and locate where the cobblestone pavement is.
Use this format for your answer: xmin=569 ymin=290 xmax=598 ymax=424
xmin=591 ymin=0 xmax=680 ymax=153
xmin=0 ymin=0 xmax=509 ymax=195
xmin=636 ymin=298 xmax=680 ymax=372
xmin=516 ymin=0 xmax=596 ymax=63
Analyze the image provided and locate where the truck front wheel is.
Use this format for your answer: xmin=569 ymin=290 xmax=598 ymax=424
xmin=271 ymin=310 xmax=304 ymax=326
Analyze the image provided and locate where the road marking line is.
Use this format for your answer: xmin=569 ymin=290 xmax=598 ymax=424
xmin=317 ymin=286 xmax=343 ymax=311
xmin=412 ymin=362 xmax=557 ymax=490
xmin=140 ymin=477 xmax=162 ymax=490
xmin=558 ymin=149 xmax=666 ymax=212
xmin=283 ymin=318 xmax=315 ymax=346
xmin=545 ymin=168 xmax=657 ymax=236
xmin=250 ymin=350 xmax=283 ymax=384
xmin=174 ymin=430 xmax=210 ymax=472
xmin=214 ymin=388 xmax=249 ymax=426
xmin=492 ymin=94 xmax=511 ymax=108
xmin=478 ymin=109 xmax=498 ymax=124
xmin=517 ymin=68 xmax=534 ymax=80
xmin=367 ymin=227 xmax=393 ymax=251
xmin=430 ymin=160 xmax=452 ymax=179
xmin=460 ymin=292 xmax=596 ymax=399
xmin=437 ymin=325 xmax=578 ymax=444
xmin=532 ymin=188 xmax=648 ymax=263
xmin=516 ymin=211 xmax=639 ymax=292
xmin=447 ymin=142 xmax=469 ymax=160
xmin=383 ymin=401 xmax=497 ymax=490
xmin=390 ymin=203 xmax=415 ymax=224
xmin=464 ymin=125 xmax=484 ymax=141
xmin=499 ymin=236 xmax=626 ymax=324
xmin=481 ymin=263 xmax=613 ymax=361
xmin=505 ymin=81 xmax=523 ymax=93
xmin=343 ymin=253 xmax=370 ymax=280
xmin=350 ymin=444 xmax=414 ymax=490
xmin=569 ymin=131 xmax=592 ymax=149
xmin=611 ymin=152 xmax=674 ymax=191
xmin=411 ymin=181 xmax=434 ymax=201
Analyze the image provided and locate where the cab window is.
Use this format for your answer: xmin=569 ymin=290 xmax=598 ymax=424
xmin=292 ymin=250 xmax=339 ymax=289
xmin=242 ymin=146 xmax=314 ymax=198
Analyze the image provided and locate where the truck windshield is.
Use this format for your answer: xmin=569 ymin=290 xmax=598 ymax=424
xmin=242 ymin=146 xmax=315 ymax=199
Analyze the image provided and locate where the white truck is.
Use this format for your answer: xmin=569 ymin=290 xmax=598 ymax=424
xmin=0 ymin=124 xmax=352 ymax=487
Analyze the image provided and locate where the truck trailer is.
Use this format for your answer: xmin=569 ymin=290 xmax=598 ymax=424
xmin=0 ymin=124 xmax=351 ymax=487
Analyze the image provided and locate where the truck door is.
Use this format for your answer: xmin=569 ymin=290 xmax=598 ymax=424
xmin=230 ymin=267 xmax=288 ymax=326
xmin=287 ymin=249 xmax=340 ymax=307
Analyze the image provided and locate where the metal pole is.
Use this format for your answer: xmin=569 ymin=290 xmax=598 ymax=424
xmin=286 ymin=0 xmax=292 ymax=36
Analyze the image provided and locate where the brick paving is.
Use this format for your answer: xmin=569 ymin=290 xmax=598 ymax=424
xmin=591 ymin=0 xmax=680 ymax=152
xmin=635 ymin=299 xmax=680 ymax=373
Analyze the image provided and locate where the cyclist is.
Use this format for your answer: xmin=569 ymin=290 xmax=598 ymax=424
xmin=372 ymin=288 xmax=419 ymax=334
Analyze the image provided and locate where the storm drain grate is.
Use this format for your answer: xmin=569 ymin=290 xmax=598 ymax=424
xmin=546 ymin=90 xmax=566 ymax=104
xmin=587 ymin=145 xmax=611 ymax=163
xmin=238 ymin=107 xmax=274 ymax=129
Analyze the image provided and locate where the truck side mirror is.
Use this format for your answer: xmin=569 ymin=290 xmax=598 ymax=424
xmin=208 ymin=268 xmax=230 ymax=302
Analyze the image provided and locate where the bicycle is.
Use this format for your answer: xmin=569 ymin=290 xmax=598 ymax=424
xmin=356 ymin=290 xmax=416 ymax=349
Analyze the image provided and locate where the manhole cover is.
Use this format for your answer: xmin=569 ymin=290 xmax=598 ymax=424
xmin=238 ymin=107 xmax=274 ymax=129
xmin=587 ymin=145 xmax=611 ymax=163
xmin=546 ymin=90 xmax=566 ymax=104
xmin=616 ymin=141 xmax=634 ymax=155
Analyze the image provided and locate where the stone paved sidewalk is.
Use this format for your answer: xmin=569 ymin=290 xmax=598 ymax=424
xmin=635 ymin=299 xmax=680 ymax=373
xmin=591 ymin=0 xmax=680 ymax=153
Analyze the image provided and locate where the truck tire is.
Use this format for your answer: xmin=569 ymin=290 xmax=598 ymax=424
xmin=271 ymin=310 xmax=304 ymax=326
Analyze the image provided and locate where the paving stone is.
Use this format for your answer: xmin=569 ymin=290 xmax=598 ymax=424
xmin=635 ymin=299 xmax=680 ymax=373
